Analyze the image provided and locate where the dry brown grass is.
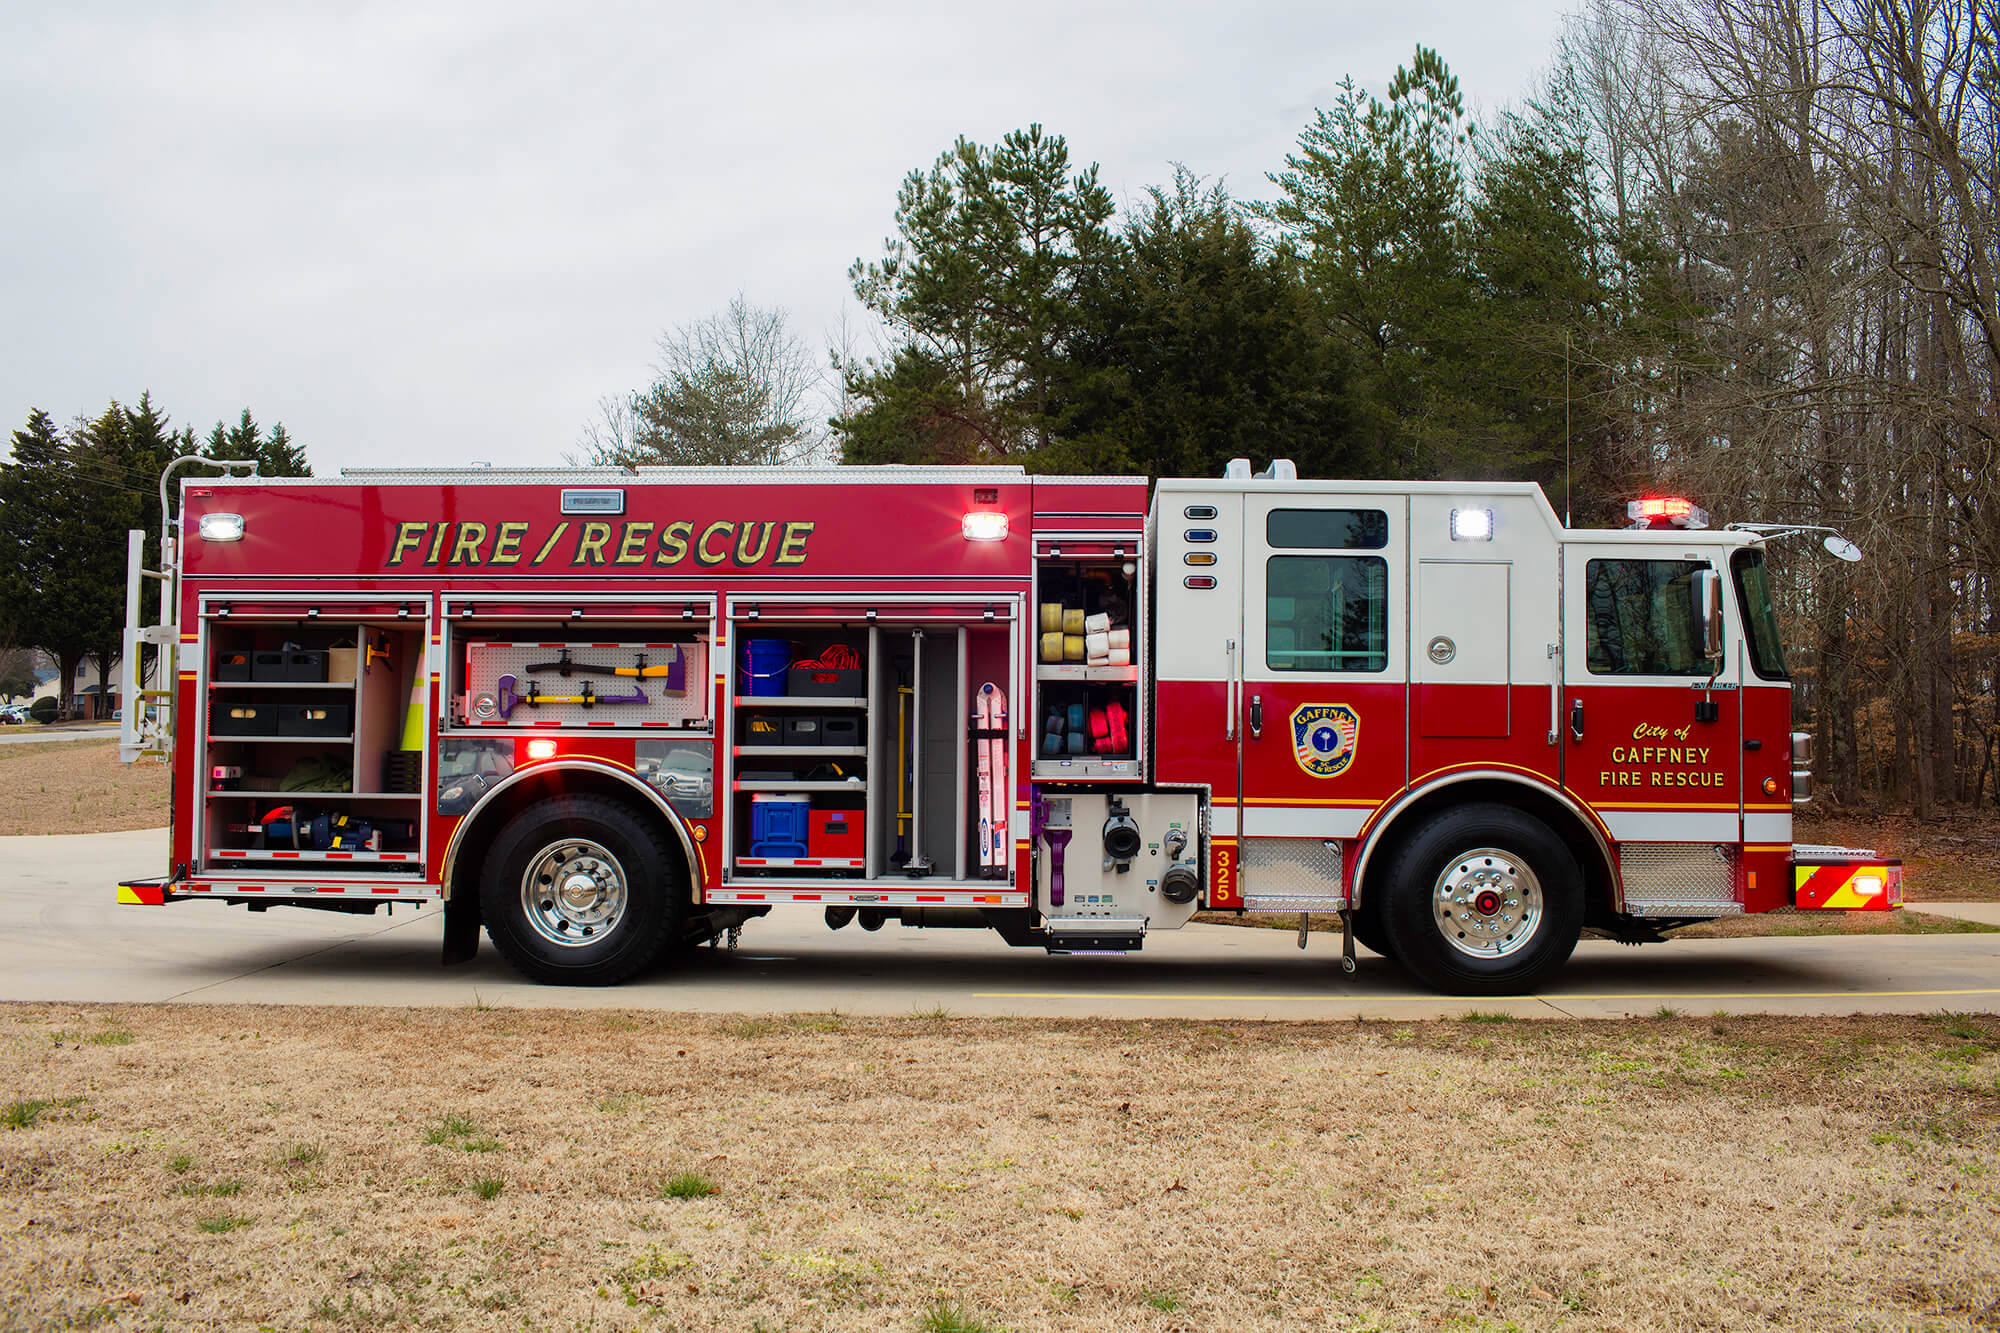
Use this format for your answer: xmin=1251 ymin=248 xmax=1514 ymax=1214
xmin=0 ymin=739 xmax=168 ymax=837
xmin=2 ymin=1004 xmax=1996 ymax=1331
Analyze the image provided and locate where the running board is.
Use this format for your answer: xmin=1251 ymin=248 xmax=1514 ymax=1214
xmin=1044 ymin=917 xmax=1145 ymax=955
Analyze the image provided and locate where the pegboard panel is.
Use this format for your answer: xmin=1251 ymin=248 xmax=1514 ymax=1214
xmin=464 ymin=640 xmax=710 ymax=729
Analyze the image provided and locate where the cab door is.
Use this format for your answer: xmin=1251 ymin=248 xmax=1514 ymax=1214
xmin=1560 ymin=545 xmax=1741 ymax=851
xmin=1239 ymin=497 xmax=1408 ymax=850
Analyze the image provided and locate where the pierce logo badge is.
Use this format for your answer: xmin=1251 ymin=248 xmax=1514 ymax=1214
xmin=1291 ymin=703 xmax=1359 ymax=778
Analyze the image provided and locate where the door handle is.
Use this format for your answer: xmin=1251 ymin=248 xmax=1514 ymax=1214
xmin=1224 ymin=639 xmax=1237 ymax=741
xmin=1568 ymin=698 xmax=1585 ymax=743
xmin=1249 ymin=694 xmax=1263 ymax=738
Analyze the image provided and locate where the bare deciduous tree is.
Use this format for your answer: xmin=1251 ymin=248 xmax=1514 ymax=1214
xmin=576 ymin=295 xmax=829 ymax=468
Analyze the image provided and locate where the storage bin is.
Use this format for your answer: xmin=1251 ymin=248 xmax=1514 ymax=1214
xmin=741 ymin=713 xmax=784 ymax=745
xmin=783 ymin=715 xmax=822 ymax=746
xmin=277 ymin=702 xmax=350 ymax=737
xmin=211 ymin=701 xmax=276 ymax=736
xmin=738 ymin=639 xmax=792 ymax=697
xmin=749 ymin=794 xmax=810 ymax=857
xmin=250 ymin=651 xmax=289 ymax=681
xmin=284 ymin=650 xmax=327 ymax=682
xmin=213 ymin=650 xmax=252 ymax=682
xmin=786 ymin=666 xmax=863 ymax=698
xmin=820 ymin=715 xmax=861 ymax=747
xmin=327 ymin=641 xmax=358 ymax=681
xmin=808 ymin=809 xmax=863 ymax=859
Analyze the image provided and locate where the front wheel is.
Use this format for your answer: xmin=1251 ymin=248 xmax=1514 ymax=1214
xmin=480 ymin=796 xmax=683 ymax=986
xmin=1380 ymin=804 xmax=1583 ymax=995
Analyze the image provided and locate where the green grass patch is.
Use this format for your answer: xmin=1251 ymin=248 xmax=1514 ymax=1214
xmin=196 ymin=1214 xmax=250 ymax=1234
xmin=177 ymin=1177 xmax=245 ymax=1198
xmin=473 ymin=1177 xmax=505 ymax=1200
xmin=917 ymin=1303 xmax=999 ymax=1333
xmin=3 ymin=1098 xmax=49 ymax=1129
xmin=660 ymin=1171 xmax=717 ymax=1200
xmin=424 ymin=1114 xmax=499 ymax=1152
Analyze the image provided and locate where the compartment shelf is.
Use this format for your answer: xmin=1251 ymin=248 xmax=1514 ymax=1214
xmin=734 ymin=856 xmax=865 ymax=870
xmin=209 ymin=680 xmax=357 ymax=691
xmin=731 ymin=695 xmax=866 ymax=709
xmin=733 ymin=779 xmax=868 ymax=792
xmin=207 ymin=735 xmax=355 ymax=745
xmin=209 ymin=848 xmax=421 ymax=865
xmin=734 ymin=745 xmax=867 ymax=757
xmin=207 ymin=790 xmax=422 ymax=801
xmin=1035 ymin=664 xmax=1139 ymax=683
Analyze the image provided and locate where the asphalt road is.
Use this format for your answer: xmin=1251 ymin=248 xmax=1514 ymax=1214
xmin=9 ymin=829 xmax=1998 ymax=1020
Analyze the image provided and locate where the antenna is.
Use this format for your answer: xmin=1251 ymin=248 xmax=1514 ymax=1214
xmin=1564 ymin=330 xmax=1572 ymax=527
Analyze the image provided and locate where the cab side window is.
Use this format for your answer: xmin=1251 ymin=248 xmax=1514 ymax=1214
xmin=1583 ymin=558 xmax=1711 ymax=675
xmin=1267 ymin=555 xmax=1389 ymax=672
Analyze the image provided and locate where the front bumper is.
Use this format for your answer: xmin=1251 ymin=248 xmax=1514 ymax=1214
xmin=1791 ymin=845 xmax=1904 ymax=911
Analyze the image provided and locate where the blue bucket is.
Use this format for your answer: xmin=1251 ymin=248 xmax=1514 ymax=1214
xmin=738 ymin=638 xmax=792 ymax=697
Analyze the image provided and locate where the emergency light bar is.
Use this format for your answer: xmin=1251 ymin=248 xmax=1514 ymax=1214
xmin=1626 ymin=497 xmax=1709 ymax=530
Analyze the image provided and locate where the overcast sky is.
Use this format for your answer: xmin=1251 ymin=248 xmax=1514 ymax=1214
xmin=3 ymin=1 xmax=1577 ymax=475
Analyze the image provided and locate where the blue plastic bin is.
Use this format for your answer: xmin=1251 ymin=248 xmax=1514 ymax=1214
xmin=738 ymin=638 xmax=792 ymax=697
xmin=749 ymin=794 xmax=810 ymax=858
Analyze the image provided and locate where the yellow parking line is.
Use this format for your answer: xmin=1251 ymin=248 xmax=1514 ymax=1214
xmin=972 ymin=987 xmax=2000 ymax=1001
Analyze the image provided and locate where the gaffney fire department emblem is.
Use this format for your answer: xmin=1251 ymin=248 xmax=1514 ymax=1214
xmin=1291 ymin=703 xmax=1359 ymax=778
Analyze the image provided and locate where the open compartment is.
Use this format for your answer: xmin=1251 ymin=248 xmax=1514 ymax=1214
xmin=722 ymin=602 xmax=1018 ymax=887
xmin=448 ymin=631 xmax=710 ymax=732
xmin=728 ymin=624 xmax=871 ymax=874
xmin=199 ymin=601 xmax=430 ymax=872
xmin=1032 ymin=542 xmax=1145 ymax=780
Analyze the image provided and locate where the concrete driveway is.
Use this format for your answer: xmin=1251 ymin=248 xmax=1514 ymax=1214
xmin=7 ymin=829 xmax=1997 ymax=1020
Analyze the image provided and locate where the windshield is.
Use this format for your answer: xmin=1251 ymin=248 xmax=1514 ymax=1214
xmin=1732 ymin=549 xmax=1789 ymax=680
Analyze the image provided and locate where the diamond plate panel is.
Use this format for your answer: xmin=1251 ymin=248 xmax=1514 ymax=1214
xmin=1620 ymin=842 xmax=1738 ymax=916
xmin=1241 ymin=838 xmax=1347 ymax=911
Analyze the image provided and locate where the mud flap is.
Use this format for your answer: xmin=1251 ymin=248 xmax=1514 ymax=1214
xmin=441 ymin=891 xmax=481 ymax=965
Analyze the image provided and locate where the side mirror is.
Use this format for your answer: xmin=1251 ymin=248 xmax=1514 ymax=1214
xmin=1695 ymin=568 xmax=1724 ymax=661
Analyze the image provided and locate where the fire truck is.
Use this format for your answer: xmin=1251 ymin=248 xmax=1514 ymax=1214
xmin=114 ymin=459 xmax=1901 ymax=995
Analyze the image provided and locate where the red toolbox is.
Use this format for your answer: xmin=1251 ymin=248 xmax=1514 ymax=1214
xmin=808 ymin=808 xmax=864 ymax=860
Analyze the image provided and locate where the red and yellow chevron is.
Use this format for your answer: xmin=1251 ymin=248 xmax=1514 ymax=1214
xmin=1792 ymin=860 xmax=1903 ymax=911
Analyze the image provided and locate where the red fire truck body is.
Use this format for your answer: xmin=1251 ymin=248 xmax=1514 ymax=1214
xmin=116 ymin=462 xmax=1900 ymax=994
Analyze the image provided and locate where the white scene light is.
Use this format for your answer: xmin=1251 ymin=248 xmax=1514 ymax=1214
xmin=198 ymin=512 xmax=245 ymax=542
xmin=961 ymin=511 xmax=1008 ymax=542
xmin=1450 ymin=508 xmax=1493 ymax=541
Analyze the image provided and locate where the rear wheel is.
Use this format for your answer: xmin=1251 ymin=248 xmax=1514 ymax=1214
xmin=1380 ymin=804 xmax=1582 ymax=995
xmin=480 ymin=796 xmax=683 ymax=986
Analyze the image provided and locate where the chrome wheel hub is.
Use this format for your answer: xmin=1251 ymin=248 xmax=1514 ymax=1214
xmin=1432 ymin=847 xmax=1543 ymax=959
xmin=521 ymin=839 xmax=627 ymax=948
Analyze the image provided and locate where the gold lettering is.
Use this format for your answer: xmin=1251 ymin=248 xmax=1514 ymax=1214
xmin=531 ymin=521 xmax=569 ymax=565
xmin=491 ymin=521 xmax=528 ymax=564
xmin=773 ymin=520 xmax=814 ymax=565
xmin=654 ymin=521 xmax=692 ymax=566
xmin=574 ymin=521 xmax=611 ymax=565
xmin=425 ymin=524 xmax=450 ymax=565
xmin=447 ymin=521 xmax=488 ymax=566
xmin=615 ymin=522 xmax=653 ymax=565
xmin=695 ymin=521 xmax=734 ymax=566
xmin=388 ymin=522 xmax=428 ymax=566
xmin=734 ymin=521 xmax=774 ymax=566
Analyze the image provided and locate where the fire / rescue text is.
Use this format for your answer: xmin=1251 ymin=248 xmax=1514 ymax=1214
xmin=385 ymin=520 xmax=814 ymax=569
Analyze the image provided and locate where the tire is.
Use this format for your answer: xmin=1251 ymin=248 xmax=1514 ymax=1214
xmin=1379 ymin=803 xmax=1583 ymax=995
xmin=479 ymin=796 xmax=683 ymax=986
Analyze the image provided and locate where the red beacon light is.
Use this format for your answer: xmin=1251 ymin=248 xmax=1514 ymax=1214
xmin=1626 ymin=496 xmax=1709 ymax=530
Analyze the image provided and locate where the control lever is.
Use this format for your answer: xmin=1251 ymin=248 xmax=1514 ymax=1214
xmin=1568 ymin=697 xmax=1585 ymax=743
